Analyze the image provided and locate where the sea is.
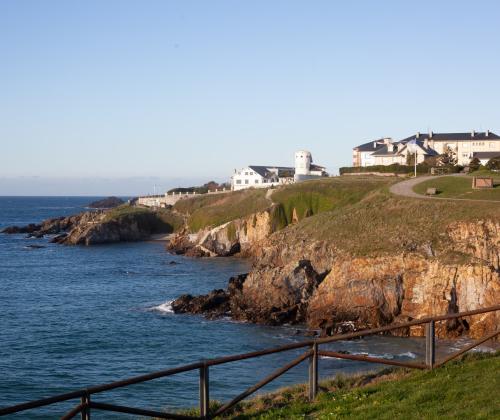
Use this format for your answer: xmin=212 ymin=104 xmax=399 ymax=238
xmin=0 ymin=197 xmax=496 ymax=419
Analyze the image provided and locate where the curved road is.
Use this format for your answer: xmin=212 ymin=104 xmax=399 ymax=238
xmin=389 ymin=173 xmax=463 ymax=199
xmin=388 ymin=173 xmax=500 ymax=203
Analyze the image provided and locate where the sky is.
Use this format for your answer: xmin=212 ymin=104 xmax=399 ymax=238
xmin=1 ymin=0 xmax=500 ymax=195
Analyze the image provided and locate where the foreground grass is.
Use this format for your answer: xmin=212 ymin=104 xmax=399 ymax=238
xmin=238 ymin=352 xmax=500 ymax=419
xmin=413 ymin=175 xmax=500 ymax=201
xmin=194 ymin=352 xmax=498 ymax=419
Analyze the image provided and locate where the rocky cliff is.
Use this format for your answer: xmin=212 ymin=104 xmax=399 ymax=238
xmin=172 ymin=219 xmax=500 ymax=339
xmin=167 ymin=207 xmax=276 ymax=257
xmin=2 ymin=206 xmax=180 ymax=245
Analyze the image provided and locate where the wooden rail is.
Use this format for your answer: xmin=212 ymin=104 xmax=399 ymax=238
xmin=0 ymin=304 xmax=498 ymax=419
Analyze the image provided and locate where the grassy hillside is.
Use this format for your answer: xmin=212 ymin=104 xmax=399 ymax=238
xmin=174 ymin=189 xmax=270 ymax=232
xmin=224 ymin=352 xmax=500 ymax=419
xmin=165 ymin=175 xmax=500 ymax=253
xmin=105 ymin=204 xmax=184 ymax=233
xmin=413 ymin=175 xmax=500 ymax=201
xmin=271 ymin=177 xmax=391 ymax=224
xmin=173 ymin=178 xmax=392 ymax=233
xmin=271 ymin=179 xmax=500 ymax=259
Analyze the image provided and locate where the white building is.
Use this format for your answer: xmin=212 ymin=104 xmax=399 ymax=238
xmin=231 ymin=151 xmax=327 ymax=191
xmin=352 ymin=131 xmax=500 ymax=167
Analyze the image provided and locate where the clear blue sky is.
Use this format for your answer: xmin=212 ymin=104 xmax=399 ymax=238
xmin=1 ymin=0 xmax=499 ymax=195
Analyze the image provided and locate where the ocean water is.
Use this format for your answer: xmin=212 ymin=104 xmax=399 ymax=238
xmin=0 ymin=197 xmax=496 ymax=419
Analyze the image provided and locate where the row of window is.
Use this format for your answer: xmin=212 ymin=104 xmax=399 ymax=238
xmin=235 ymin=178 xmax=277 ymax=185
xmin=237 ymin=171 xmax=255 ymax=176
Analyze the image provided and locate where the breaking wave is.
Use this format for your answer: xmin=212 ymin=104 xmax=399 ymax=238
xmin=148 ymin=300 xmax=174 ymax=314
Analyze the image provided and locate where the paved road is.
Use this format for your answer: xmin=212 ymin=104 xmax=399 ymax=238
xmin=387 ymin=173 xmax=500 ymax=203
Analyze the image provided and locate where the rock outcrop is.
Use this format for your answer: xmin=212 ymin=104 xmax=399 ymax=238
xmin=172 ymin=274 xmax=247 ymax=318
xmin=87 ymin=197 xmax=124 ymax=209
xmin=173 ymin=219 xmax=500 ymax=339
xmin=167 ymin=208 xmax=276 ymax=257
xmin=2 ymin=207 xmax=177 ymax=245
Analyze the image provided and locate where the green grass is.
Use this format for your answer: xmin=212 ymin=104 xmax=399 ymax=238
xmin=173 ymin=353 xmax=499 ymax=420
xmin=271 ymin=183 xmax=500 ymax=259
xmin=224 ymin=352 xmax=500 ymax=419
xmin=174 ymin=189 xmax=270 ymax=232
xmin=271 ymin=177 xmax=389 ymax=224
xmin=413 ymin=176 xmax=500 ymax=201
xmin=173 ymin=178 xmax=392 ymax=233
xmin=104 ymin=204 xmax=184 ymax=233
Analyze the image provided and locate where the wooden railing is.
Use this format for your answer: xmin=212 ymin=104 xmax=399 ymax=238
xmin=0 ymin=305 xmax=498 ymax=419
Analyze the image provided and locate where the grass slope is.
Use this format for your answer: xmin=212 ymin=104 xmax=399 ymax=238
xmin=173 ymin=177 xmax=392 ymax=233
xmin=105 ymin=204 xmax=184 ymax=233
xmin=174 ymin=189 xmax=270 ymax=232
xmin=227 ymin=352 xmax=500 ymax=419
xmin=271 ymin=177 xmax=390 ymax=225
xmin=283 ymin=182 xmax=500 ymax=259
xmin=413 ymin=175 xmax=500 ymax=201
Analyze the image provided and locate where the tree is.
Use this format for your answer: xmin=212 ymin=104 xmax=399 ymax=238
xmin=437 ymin=146 xmax=457 ymax=166
xmin=468 ymin=157 xmax=481 ymax=172
xmin=486 ymin=156 xmax=500 ymax=171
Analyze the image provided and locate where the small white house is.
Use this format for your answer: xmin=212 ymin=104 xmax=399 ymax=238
xmin=231 ymin=166 xmax=294 ymax=191
xmin=231 ymin=150 xmax=327 ymax=191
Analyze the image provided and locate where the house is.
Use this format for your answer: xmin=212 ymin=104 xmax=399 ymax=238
xmin=231 ymin=150 xmax=327 ymax=191
xmin=352 ymin=131 xmax=500 ymax=167
xmin=473 ymin=151 xmax=500 ymax=166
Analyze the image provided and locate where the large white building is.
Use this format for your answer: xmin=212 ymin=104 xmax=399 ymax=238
xmin=352 ymin=131 xmax=500 ymax=167
xmin=231 ymin=150 xmax=327 ymax=191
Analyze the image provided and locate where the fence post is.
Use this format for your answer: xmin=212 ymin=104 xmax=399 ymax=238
xmin=199 ymin=364 xmax=210 ymax=419
xmin=81 ymin=391 xmax=90 ymax=420
xmin=425 ymin=320 xmax=435 ymax=369
xmin=308 ymin=342 xmax=318 ymax=401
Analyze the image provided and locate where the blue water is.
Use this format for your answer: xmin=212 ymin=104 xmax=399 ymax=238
xmin=0 ymin=197 xmax=494 ymax=419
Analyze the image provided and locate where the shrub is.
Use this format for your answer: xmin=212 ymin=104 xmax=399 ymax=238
xmin=486 ymin=156 xmax=500 ymax=171
xmin=468 ymin=157 xmax=482 ymax=172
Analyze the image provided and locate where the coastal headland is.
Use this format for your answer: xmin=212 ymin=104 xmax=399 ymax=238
xmin=3 ymin=176 xmax=500 ymax=340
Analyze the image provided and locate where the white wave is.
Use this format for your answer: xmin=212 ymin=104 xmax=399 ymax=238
xmin=149 ymin=300 xmax=174 ymax=314
xmin=397 ymin=351 xmax=417 ymax=359
xmin=321 ymin=351 xmax=417 ymax=361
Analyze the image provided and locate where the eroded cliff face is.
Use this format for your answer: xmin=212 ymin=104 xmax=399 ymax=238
xmin=173 ymin=218 xmax=500 ymax=339
xmin=306 ymin=255 xmax=500 ymax=339
xmin=447 ymin=220 xmax=500 ymax=270
xmin=168 ymin=208 xmax=276 ymax=257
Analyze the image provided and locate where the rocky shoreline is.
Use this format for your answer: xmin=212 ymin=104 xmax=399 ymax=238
xmin=169 ymin=218 xmax=500 ymax=340
xmin=3 ymin=192 xmax=500 ymax=341
xmin=1 ymin=206 xmax=179 ymax=245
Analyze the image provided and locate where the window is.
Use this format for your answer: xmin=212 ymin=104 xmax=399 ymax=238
xmin=255 ymin=179 xmax=259 ymax=184
xmin=263 ymin=179 xmax=267 ymax=183
xmin=236 ymin=180 xmax=242 ymax=184
xmin=250 ymin=172 xmax=254 ymax=175
xmin=245 ymin=180 xmax=249 ymax=184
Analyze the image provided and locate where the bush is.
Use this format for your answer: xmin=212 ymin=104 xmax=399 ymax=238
xmin=340 ymin=163 xmax=462 ymax=176
xmin=486 ymin=156 xmax=500 ymax=171
xmin=468 ymin=157 xmax=482 ymax=172
xmin=340 ymin=164 xmax=428 ymax=175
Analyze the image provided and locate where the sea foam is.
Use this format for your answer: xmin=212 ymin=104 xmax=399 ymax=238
xmin=149 ymin=300 xmax=174 ymax=314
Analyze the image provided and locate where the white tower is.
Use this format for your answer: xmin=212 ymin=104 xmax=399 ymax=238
xmin=294 ymin=150 xmax=312 ymax=176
